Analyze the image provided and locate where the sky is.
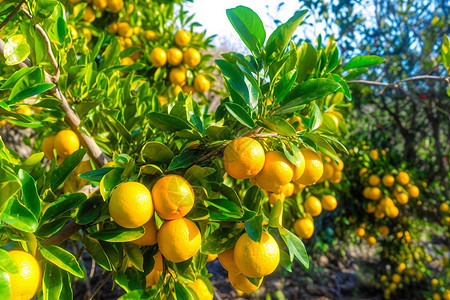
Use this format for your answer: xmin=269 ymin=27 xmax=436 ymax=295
xmin=184 ymin=0 xmax=326 ymax=52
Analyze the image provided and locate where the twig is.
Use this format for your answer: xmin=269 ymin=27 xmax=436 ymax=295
xmin=0 ymin=0 xmax=25 ymax=31
xmin=89 ymin=272 xmax=113 ymax=300
xmin=254 ymin=132 xmax=279 ymax=138
xmin=41 ymin=218 xmax=82 ymax=248
xmin=20 ymin=6 xmax=60 ymax=81
xmin=347 ymin=75 xmax=450 ymax=93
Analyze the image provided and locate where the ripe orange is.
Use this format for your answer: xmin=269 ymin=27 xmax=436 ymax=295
xmin=107 ymin=0 xmax=124 ymax=13
xmin=385 ymin=205 xmax=399 ymax=218
xmin=145 ymin=252 xmax=163 ymax=287
xmin=218 ymin=248 xmax=241 ymax=274
xmin=174 ymin=30 xmax=191 ymax=46
xmin=188 ymin=278 xmax=213 ymax=300
xmin=144 ymin=30 xmax=157 ymax=41
xmin=223 ymin=137 xmax=265 ymax=180
xmin=120 ymin=57 xmax=134 ymax=65
xmin=407 ymin=185 xmax=419 ymax=198
xmin=167 ymin=48 xmax=183 ymax=66
xmin=207 ymin=254 xmax=217 ymax=262
xmin=294 ymin=148 xmax=323 ymax=186
xmin=83 ymin=6 xmax=95 ymax=22
xmin=293 ymin=218 xmax=314 ymax=239
xmin=365 ymin=201 xmax=377 ymax=213
xmin=304 ymin=196 xmax=322 ymax=216
xmin=369 ymin=149 xmax=379 ymax=160
xmin=281 ymin=183 xmax=295 ymax=197
xmin=150 ymin=47 xmax=167 ymax=67
xmin=328 ymin=170 xmax=342 ymax=184
xmin=396 ymin=193 xmax=409 ymax=205
xmin=42 ymin=135 xmax=55 ymax=159
xmin=193 ymin=74 xmax=210 ymax=92
xmin=396 ymin=171 xmax=410 ymax=185
xmin=182 ymin=84 xmax=196 ymax=94
xmin=318 ymin=163 xmax=334 ymax=183
xmin=368 ymin=187 xmax=382 ymax=200
xmin=382 ymin=174 xmax=395 ymax=187
xmin=368 ymin=174 xmax=380 ymax=186
xmin=7 ymin=250 xmax=41 ymax=300
xmin=228 ymin=272 xmax=262 ymax=294
xmin=234 ymin=231 xmax=280 ymax=278
xmin=440 ymin=203 xmax=449 ymax=213
xmin=359 ymin=167 xmax=368 ymax=177
xmin=169 ymin=67 xmax=187 ymax=85
xmin=109 ymin=182 xmax=153 ymax=228
xmin=157 ymin=217 xmax=201 ymax=263
xmin=172 ymin=85 xmax=183 ymax=96
xmin=379 ymin=225 xmax=389 ymax=236
xmin=331 ymin=157 xmax=344 ymax=171
xmin=291 ymin=153 xmax=306 ymax=182
xmin=151 ymin=174 xmax=195 ymax=220
xmin=321 ymin=195 xmax=337 ymax=211
xmin=108 ymin=23 xmax=118 ymax=34
xmin=354 ymin=227 xmax=365 ymax=237
xmin=268 ymin=192 xmax=285 ymax=206
xmin=54 ymin=130 xmax=80 ymax=158
xmin=117 ymin=22 xmax=133 ymax=38
xmin=367 ymin=236 xmax=377 ymax=246
xmin=254 ymin=151 xmax=293 ymax=193
xmin=392 ymin=273 xmax=401 ymax=283
xmin=131 ymin=219 xmax=157 ymax=246
xmin=183 ymin=48 xmax=201 ymax=67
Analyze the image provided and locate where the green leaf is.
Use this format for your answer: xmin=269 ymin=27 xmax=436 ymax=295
xmin=0 ymin=249 xmax=18 ymax=274
xmin=0 ymin=67 xmax=38 ymax=90
xmin=42 ymin=263 xmax=63 ymax=300
xmin=50 ymin=149 xmax=87 ymax=190
xmin=226 ymin=6 xmax=266 ymax=56
xmin=243 ymin=186 xmax=263 ymax=211
xmin=78 ymin=167 xmax=114 ymax=182
xmin=308 ymin=102 xmax=322 ymax=130
xmin=124 ymin=243 xmax=144 ymax=272
xmin=0 ymin=197 xmax=38 ymax=232
xmin=8 ymin=83 xmax=55 ymax=105
xmin=41 ymin=193 xmax=87 ymax=224
xmin=278 ymin=227 xmax=309 ymax=269
xmin=343 ymin=67 xmax=369 ymax=80
xmin=81 ymin=237 xmax=112 ymax=271
xmin=21 ymin=152 xmax=44 ymax=172
xmin=261 ymin=116 xmax=296 ymax=137
xmin=40 ymin=245 xmax=85 ymax=278
xmin=168 ymin=150 xmax=202 ymax=170
xmin=303 ymin=133 xmax=337 ymax=159
xmin=147 ymin=112 xmax=192 ymax=132
xmin=206 ymin=125 xmax=233 ymax=140
xmin=245 ymin=215 xmax=263 ymax=243
xmin=184 ymin=165 xmax=216 ymax=184
xmin=442 ymin=34 xmax=450 ymax=70
xmin=268 ymin=194 xmax=283 ymax=228
xmin=3 ymin=34 xmax=30 ymax=66
xmin=175 ymin=281 xmax=194 ymax=300
xmin=140 ymin=142 xmax=174 ymax=163
xmin=89 ymin=226 xmax=145 ymax=242
xmin=225 ymin=102 xmax=255 ymax=128
xmin=35 ymin=0 xmax=58 ymax=19
xmin=204 ymin=198 xmax=244 ymax=220
xmin=296 ymin=43 xmax=317 ymax=82
xmin=282 ymin=141 xmax=304 ymax=167
xmin=279 ymin=78 xmax=340 ymax=110
xmin=18 ymin=169 xmax=41 ymax=220
xmin=344 ymin=55 xmax=385 ymax=71
xmin=100 ymin=168 xmax=124 ymax=201
xmin=0 ymin=270 xmax=11 ymax=299
xmin=274 ymin=70 xmax=297 ymax=104
xmin=265 ymin=10 xmax=308 ymax=62
xmin=215 ymin=59 xmax=250 ymax=107
xmin=76 ymin=196 xmax=108 ymax=225
xmin=200 ymin=227 xmax=242 ymax=254
xmin=279 ymin=249 xmax=292 ymax=272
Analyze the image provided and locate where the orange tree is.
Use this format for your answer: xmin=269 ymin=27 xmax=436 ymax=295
xmin=0 ymin=1 xmax=384 ymax=299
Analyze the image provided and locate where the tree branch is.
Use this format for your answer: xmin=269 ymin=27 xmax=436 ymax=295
xmin=0 ymin=5 xmax=111 ymax=168
xmin=0 ymin=0 xmax=26 ymax=31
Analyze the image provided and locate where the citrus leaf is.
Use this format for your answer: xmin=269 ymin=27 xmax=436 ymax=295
xmin=89 ymin=227 xmax=145 ymax=242
xmin=344 ymin=55 xmax=385 ymax=71
xmin=40 ymin=245 xmax=85 ymax=278
xmin=3 ymin=34 xmax=30 ymax=66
